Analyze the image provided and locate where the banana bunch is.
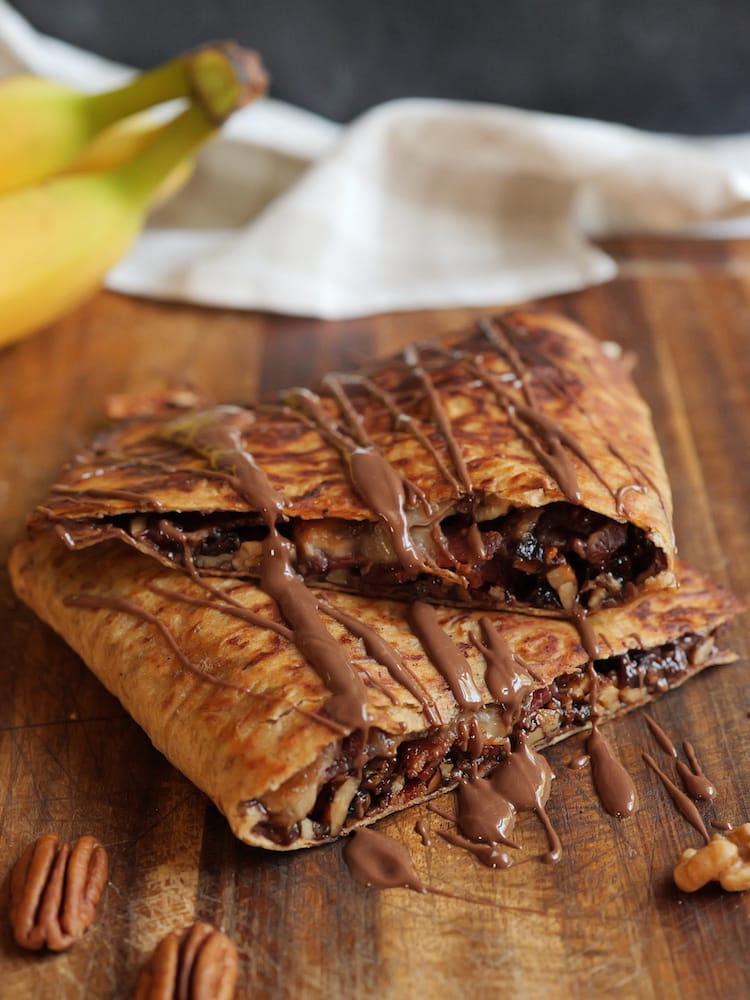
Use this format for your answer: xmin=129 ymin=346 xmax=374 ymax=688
xmin=0 ymin=43 xmax=267 ymax=350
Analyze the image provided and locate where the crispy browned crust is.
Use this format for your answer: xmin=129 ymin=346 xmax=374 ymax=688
xmin=9 ymin=527 xmax=741 ymax=851
xmin=32 ymin=310 xmax=676 ymax=591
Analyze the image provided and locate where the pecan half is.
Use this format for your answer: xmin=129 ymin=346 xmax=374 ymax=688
xmin=134 ymin=922 xmax=239 ymax=1000
xmin=10 ymin=832 xmax=109 ymax=951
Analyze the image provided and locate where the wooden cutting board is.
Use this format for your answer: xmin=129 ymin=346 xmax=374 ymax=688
xmin=1 ymin=237 xmax=748 ymax=999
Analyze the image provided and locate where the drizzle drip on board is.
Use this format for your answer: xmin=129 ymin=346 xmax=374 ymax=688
xmin=643 ymin=753 xmax=710 ymax=843
xmin=644 ymin=717 xmax=717 ymax=800
xmin=586 ymin=727 xmax=637 ymax=818
xmin=678 ymin=742 xmax=716 ymax=801
xmin=455 ymin=775 xmax=519 ymax=848
xmin=343 ymin=828 xmax=427 ymax=892
xmin=488 ymin=732 xmax=562 ymax=863
xmin=414 ymin=819 xmax=432 ymax=847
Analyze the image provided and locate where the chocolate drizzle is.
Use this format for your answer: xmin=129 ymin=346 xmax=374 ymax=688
xmin=163 ymin=406 xmax=286 ymax=526
xmin=163 ymin=405 xmax=376 ymax=731
xmin=319 ymin=599 xmax=441 ymax=725
xmin=401 ymin=344 xmax=474 ymax=495
xmin=329 ymin=373 xmax=461 ymax=492
xmin=568 ymin=607 xmax=637 ymax=818
xmin=407 ymin=601 xmax=483 ymax=710
xmin=472 ymin=617 xmax=536 ymax=727
xmin=347 ymin=447 xmax=431 ymax=575
xmin=51 ymin=485 xmax=166 ymax=511
xmin=476 ymin=318 xmax=583 ymax=504
xmin=260 ymin=529 xmax=369 ymax=730
xmin=147 ymin=580 xmax=292 ymax=640
xmin=63 ymin=593 xmax=251 ymax=694
xmin=286 ymin=386 xmax=438 ymax=578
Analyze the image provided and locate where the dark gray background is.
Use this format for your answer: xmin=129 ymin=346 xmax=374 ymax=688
xmin=12 ymin=0 xmax=750 ymax=134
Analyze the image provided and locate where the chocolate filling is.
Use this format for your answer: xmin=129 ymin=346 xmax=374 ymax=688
xmin=78 ymin=499 xmax=663 ymax=613
xmin=248 ymin=630 xmax=720 ymax=847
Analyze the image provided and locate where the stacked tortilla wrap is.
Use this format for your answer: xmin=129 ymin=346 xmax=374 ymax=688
xmin=9 ymin=310 xmax=743 ymax=849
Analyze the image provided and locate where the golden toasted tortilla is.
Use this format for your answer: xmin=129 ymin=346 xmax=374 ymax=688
xmin=34 ymin=311 xmax=675 ymax=615
xmin=9 ymin=528 xmax=740 ymax=852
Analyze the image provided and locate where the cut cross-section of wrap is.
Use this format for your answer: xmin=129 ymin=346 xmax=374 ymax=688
xmin=35 ymin=311 xmax=675 ymax=616
xmin=9 ymin=529 xmax=741 ymax=851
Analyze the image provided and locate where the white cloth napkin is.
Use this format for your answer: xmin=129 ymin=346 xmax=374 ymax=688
xmin=3 ymin=1 xmax=750 ymax=319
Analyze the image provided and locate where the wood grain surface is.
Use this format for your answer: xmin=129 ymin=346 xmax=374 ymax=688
xmin=1 ymin=237 xmax=749 ymax=999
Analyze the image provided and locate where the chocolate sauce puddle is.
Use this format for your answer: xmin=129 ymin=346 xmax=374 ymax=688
xmin=344 ymin=829 xmax=518 ymax=908
xmin=344 ymin=829 xmax=481 ymax=902
xmin=711 ymin=819 xmax=733 ymax=832
xmin=455 ymin=776 xmax=519 ymax=848
xmin=344 ymin=828 xmax=428 ymax=892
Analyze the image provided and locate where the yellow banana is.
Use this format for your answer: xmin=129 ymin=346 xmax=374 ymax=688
xmin=0 ymin=46 xmax=267 ymax=350
xmin=0 ymin=42 xmax=266 ymax=196
xmin=62 ymin=115 xmax=195 ymax=206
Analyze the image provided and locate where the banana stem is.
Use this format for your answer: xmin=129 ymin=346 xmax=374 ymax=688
xmin=111 ymin=104 xmax=216 ymax=204
xmin=82 ymin=43 xmax=268 ymax=133
xmin=84 ymin=58 xmax=191 ymax=132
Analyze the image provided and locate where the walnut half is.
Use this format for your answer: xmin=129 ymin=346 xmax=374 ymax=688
xmin=10 ymin=832 xmax=109 ymax=951
xmin=134 ymin=921 xmax=239 ymax=1000
xmin=673 ymin=823 xmax=750 ymax=893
